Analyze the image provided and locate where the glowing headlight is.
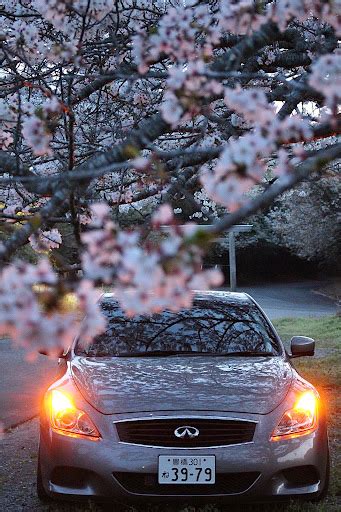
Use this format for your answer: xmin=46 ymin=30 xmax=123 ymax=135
xmin=271 ymin=391 xmax=318 ymax=441
xmin=48 ymin=390 xmax=100 ymax=439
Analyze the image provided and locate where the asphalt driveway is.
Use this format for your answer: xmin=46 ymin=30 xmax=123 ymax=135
xmin=0 ymin=339 xmax=58 ymax=430
xmin=239 ymin=280 xmax=337 ymax=319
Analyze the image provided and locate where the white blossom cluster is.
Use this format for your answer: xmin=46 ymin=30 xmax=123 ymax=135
xmin=0 ymin=102 xmax=15 ymax=149
xmin=132 ymin=2 xmax=218 ymax=73
xmin=161 ymin=61 xmax=223 ymax=126
xmin=201 ymin=88 xmax=313 ymax=210
xmin=0 ymin=259 xmax=105 ymax=357
xmin=32 ymin=0 xmax=114 ymax=31
xmin=29 ymin=228 xmax=62 ymax=252
xmin=82 ymin=203 xmax=223 ymax=316
xmin=309 ymin=53 xmax=341 ymax=110
xmin=134 ymin=0 xmax=340 ymax=72
xmin=22 ymin=97 xmax=62 ymax=156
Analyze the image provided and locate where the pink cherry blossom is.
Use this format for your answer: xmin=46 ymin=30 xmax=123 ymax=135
xmin=152 ymin=204 xmax=174 ymax=226
xmin=0 ymin=258 xmax=106 ymax=356
xmin=22 ymin=115 xmax=53 ymax=156
xmin=224 ymin=87 xmax=276 ymax=126
xmin=29 ymin=228 xmax=62 ymax=252
xmin=81 ymin=203 xmax=224 ymax=316
xmin=21 ymin=97 xmax=62 ymax=156
xmin=309 ymin=53 xmax=341 ymax=109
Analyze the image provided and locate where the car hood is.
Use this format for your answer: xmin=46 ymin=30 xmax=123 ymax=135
xmin=71 ymin=356 xmax=293 ymax=415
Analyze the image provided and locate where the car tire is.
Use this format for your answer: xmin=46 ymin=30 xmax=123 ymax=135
xmin=36 ymin=451 xmax=51 ymax=503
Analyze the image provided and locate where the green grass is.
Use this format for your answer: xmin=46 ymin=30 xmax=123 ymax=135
xmin=273 ymin=316 xmax=341 ymax=348
xmin=292 ymin=353 xmax=341 ymax=387
xmin=273 ymin=315 xmax=341 ymax=388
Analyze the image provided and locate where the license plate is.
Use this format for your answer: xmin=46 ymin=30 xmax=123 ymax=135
xmin=158 ymin=455 xmax=215 ymax=484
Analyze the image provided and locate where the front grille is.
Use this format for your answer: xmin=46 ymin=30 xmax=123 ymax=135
xmin=113 ymin=472 xmax=261 ymax=495
xmin=115 ymin=418 xmax=256 ymax=447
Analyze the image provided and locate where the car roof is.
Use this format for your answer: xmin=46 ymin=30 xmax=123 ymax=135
xmin=101 ymin=290 xmax=254 ymax=308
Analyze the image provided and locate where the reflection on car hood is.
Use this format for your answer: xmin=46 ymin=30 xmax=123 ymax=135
xmin=71 ymin=356 xmax=293 ymax=415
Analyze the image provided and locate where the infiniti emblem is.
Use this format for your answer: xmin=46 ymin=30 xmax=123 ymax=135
xmin=174 ymin=425 xmax=200 ymax=439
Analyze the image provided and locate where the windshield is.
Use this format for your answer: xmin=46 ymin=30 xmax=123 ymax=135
xmin=75 ymin=297 xmax=281 ymax=357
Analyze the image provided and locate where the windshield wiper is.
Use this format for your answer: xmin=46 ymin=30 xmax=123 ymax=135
xmin=115 ymin=350 xmax=275 ymax=358
xmin=116 ymin=350 xmax=210 ymax=357
xmin=221 ymin=351 xmax=275 ymax=357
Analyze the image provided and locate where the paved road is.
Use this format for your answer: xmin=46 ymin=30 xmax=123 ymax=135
xmin=238 ymin=280 xmax=337 ymax=318
xmin=0 ymin=281 xmax=336 ymax=430
xmin=0 ymin=339 xmax=59 ymax=430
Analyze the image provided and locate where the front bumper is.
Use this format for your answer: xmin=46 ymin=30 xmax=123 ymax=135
xmin=39 ymin=409 xmax=329 ymax=504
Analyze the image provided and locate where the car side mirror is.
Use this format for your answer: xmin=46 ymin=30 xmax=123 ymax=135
xmin=290 ymin=336 xmax=315 ymax=358
xmin=38 ymin=348 xmax=69 ymax=358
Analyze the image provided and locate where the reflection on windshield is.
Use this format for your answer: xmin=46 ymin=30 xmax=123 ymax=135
xmin=76 ymin=297 xmax=280 ymax=357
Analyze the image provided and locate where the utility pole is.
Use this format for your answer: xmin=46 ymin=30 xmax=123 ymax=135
xmin=229 ymin=231 xmax=236 ymax=292
xmin=161 ymin=224 xmax=253 ymax=292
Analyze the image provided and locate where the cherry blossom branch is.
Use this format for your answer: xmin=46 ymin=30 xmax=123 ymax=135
xmin=208 ymin=143 xmax=341 ymax=238
xmin=0 ymin=112 xmax=171 ymax=261
xmin=0 ymin=186 xmax=68 ymax=263
xmin=212 ymin=21 xmax=280 ymax=72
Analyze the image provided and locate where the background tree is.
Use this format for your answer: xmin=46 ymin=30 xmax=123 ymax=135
xmin=268 ymin=170 xmax=340 ymax=269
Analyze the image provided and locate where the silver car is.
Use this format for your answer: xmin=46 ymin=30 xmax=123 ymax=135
xmin=37 ymin=291 xmax=329 ymax=506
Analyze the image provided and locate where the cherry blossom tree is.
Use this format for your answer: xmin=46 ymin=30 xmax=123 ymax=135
xmin=268 ymin=165 xmax=340 ymax=267
xmin=0 ymin=0 xmax=340 ymax=353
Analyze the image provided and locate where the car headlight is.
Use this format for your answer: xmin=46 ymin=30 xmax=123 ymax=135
xmin=47 ymin=389 xmax=100 ymax=439
xmin=271 ymin=391 xmax=318 ymax=441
